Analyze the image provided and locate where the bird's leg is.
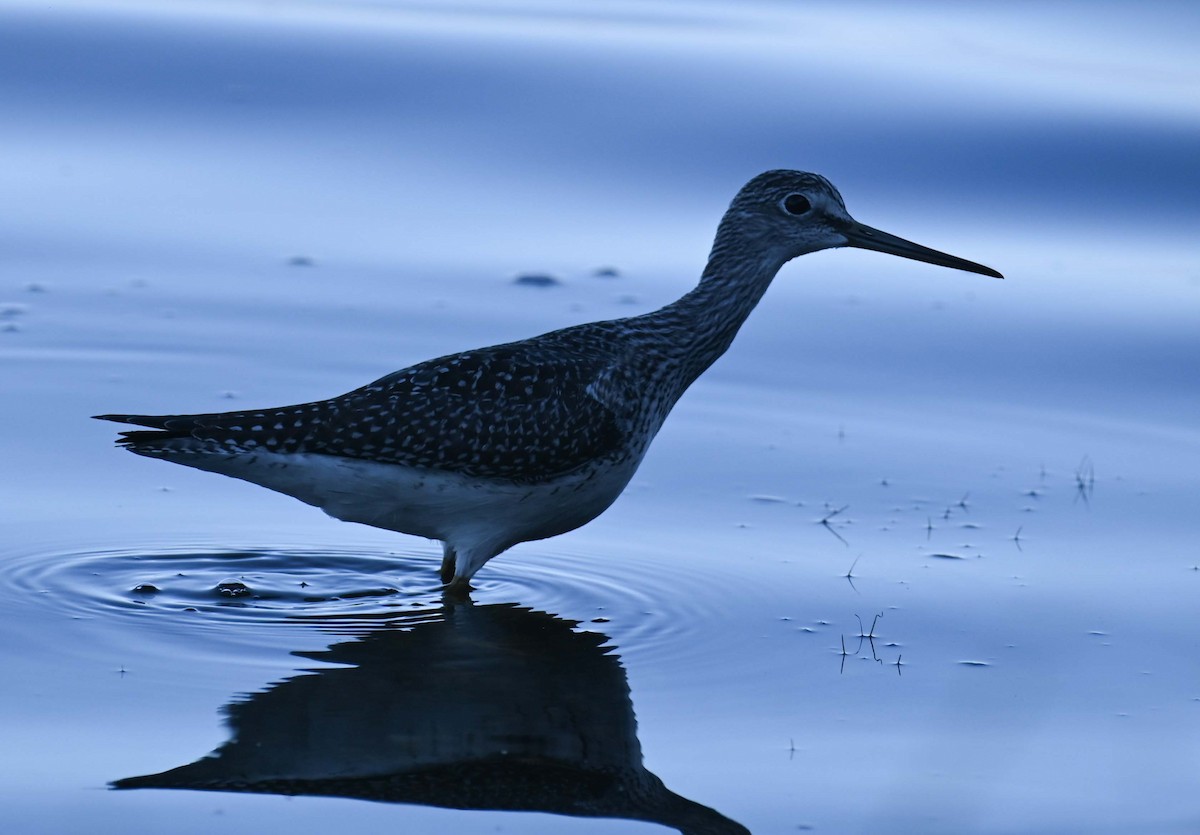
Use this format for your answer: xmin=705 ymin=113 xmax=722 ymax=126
xmin=439 ymin=543 xmax=456 ymax=585
xmin=442 ymin=575 xmax=473 ymax=599
xmin=439 ymin=543 xmax=476 ymax=597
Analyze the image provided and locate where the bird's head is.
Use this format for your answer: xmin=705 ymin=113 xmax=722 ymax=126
xmin=721 ymin=170 xmax=1002 ymax=278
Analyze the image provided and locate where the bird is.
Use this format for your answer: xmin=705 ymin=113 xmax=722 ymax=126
xmin=96 ymin=170 xmax=1001 ymax=591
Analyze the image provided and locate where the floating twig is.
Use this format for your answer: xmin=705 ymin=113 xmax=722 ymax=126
xmin=843 ymin=554 xmax=861 ymax=592
xmin=819 ymin=504 xmax=850 ymax=546
xmin=1074 ymin=455 xmax=1095 ymax=505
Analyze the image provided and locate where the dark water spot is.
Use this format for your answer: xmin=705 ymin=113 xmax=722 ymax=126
xmin=286 ymin=255 xmax=315 ymax=267
xmin=324 ymin=586 xmax=399 ymax=601
xmin=930 ymin=553 xmax=966 ymax=560
xmin=513 ymin=273 xmax=561 ymax=287
xmin=592 ymin=266 xmax=620 ymax=278
xmin=958 ymin=660 xmax=991 ymax=667
xmin=215 ymin=580 xmax=253 ymax=598
xmin=749 ymin=494 xmax=787 ymax=504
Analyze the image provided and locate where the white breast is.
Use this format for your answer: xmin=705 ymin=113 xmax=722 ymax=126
xmin=176 ymin=449 xmax=642 ymax=571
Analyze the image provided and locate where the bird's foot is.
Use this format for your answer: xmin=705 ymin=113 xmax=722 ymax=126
xmin=441 ymin=576 xmax=474 ymax=599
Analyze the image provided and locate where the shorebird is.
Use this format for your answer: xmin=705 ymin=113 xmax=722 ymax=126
xmin=97 ymin=170 xmax=1001 ymax=591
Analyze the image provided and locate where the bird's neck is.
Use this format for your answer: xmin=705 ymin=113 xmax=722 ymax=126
xmin=655 ymin=221 xmax=790 ymax=382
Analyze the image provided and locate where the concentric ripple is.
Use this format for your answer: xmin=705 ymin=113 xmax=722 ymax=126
xmin=475 ymin=547 xmax=745 ymax=669
xmin=6 ymin=544 xmax=439 ymax=628
xmin=3 ymin=540 xmax=746 ymax=669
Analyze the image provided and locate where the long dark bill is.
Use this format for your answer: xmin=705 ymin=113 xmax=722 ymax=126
xmin=841 ymin=219 xmax=1003 ymax=279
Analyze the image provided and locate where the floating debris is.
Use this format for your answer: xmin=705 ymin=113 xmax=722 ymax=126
xmin=215 ymin=580 xmax=252 ymax=598
xmin=930 ymin=553 xmax=966 ymax=560
xmin=592 ymin=266 xmax=620 ymax=278
xmin=513 ymin=273 xmax=561 ymax=287
xmin=958 ymin=660 xmax=991 ymax=667
xmin=749 ymin=494 xmax=788 ymax=504
xmin=1074 ymin=456 xmax=1095 ymax=503
xmin=131 ymin=583 xmax=160 ymax=595
xmin=338 ymin=586 xmax=398 ymax=600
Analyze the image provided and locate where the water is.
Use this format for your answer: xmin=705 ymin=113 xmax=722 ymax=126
xmin=2 ymin=2 xmax=1198 ymax=833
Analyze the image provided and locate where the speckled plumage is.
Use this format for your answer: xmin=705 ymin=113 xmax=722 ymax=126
xmin=104 ymin=334 xmax=632 ymax=483
xmin=97 ymin=170 xmax=1001 ymax=588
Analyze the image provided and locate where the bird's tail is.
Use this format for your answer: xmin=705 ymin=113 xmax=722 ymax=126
xmin=92 ymin=411 xmax=269 ymax=458
xmin=93 ymin=413 xmax=197 ymax=447
xmin=93 ymin=404 xmax=329 ymax=458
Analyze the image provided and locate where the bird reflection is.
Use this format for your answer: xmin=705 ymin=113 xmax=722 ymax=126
xmin=113 ymin=598 xmax=749 ymax=835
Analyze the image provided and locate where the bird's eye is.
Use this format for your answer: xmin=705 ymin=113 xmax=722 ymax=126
xmin=782 ymin=193 xmax=812 ymax=215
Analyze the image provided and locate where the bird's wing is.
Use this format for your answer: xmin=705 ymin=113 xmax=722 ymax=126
xmin=97 ymin=332 xmax=630 ymax=482
xmin=307 ymin=338 xmax=629 ymax=480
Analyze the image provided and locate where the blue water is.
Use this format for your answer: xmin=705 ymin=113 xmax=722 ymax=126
xmin=2 ymin=2 xmax=1198 ymax=833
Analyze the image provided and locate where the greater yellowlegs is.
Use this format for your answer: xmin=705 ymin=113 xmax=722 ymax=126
xmin=97 ymin=170 xmax=1001 ymax=590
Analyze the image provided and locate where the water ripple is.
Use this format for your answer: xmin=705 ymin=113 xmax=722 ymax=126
xmin=3 ymin=541 xmax=740 ymax=669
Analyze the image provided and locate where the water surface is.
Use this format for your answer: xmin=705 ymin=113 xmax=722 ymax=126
xmin=2 ymin=2 xmax=1198 ymax=833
